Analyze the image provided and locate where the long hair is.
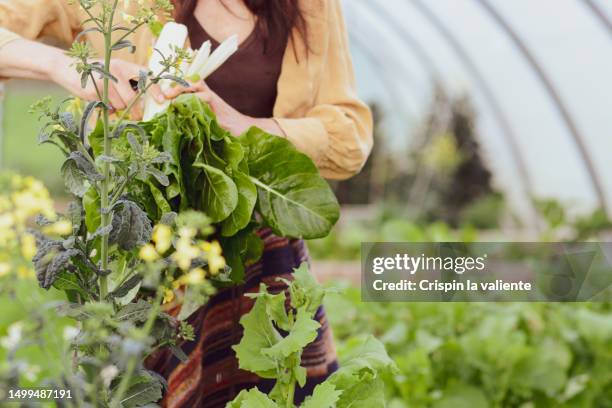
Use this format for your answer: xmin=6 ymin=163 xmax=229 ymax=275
xmin=174 ymin=0 xmax=308 ymax=54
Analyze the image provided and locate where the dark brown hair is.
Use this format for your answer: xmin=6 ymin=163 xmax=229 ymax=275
xmin=173 ymin=0 xmax=308 ymax=54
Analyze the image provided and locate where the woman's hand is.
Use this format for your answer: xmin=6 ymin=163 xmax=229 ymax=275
xmin=49 ymin=53 xmax=164 ymax=117
xmin=164 ymin=81 xmax=284 ymax=136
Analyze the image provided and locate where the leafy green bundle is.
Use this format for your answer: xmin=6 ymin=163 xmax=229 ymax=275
xmin=230 ymin=263 xmax=397 ymax=408
xmin=90 ymin=94 xmax=340 ymax=281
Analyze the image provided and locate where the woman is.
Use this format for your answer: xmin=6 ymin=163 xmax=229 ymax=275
xmin=0 ymin=0 xmax=372 ymax=406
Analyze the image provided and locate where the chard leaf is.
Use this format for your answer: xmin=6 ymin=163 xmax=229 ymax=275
xmin=239 ymin=128 xmax=339 ymax=239
xmin=109 ymin=200 xmax=153 ymax=251
xmin=195 ymin=163 xmax=238 ymax=223
xmin=221 ymin=171 xmax=257 ymax=237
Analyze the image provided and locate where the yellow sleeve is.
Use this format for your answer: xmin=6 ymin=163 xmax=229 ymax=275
xmin=275 ymin=0 xmax=373 ymax=180
xmin=0 ymin=0 xmax=81 ymax=48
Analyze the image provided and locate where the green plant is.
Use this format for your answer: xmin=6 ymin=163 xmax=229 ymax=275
xmin=325 ymin=286 xmax=612 ymax=407
xmin=229 ymin=264 xmax=397 ymax=407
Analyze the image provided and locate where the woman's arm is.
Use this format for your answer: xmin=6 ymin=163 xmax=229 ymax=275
xmin=0 ymin=39 xmax=163 ymax=114
xmin=272 ymin=0 xmax=373 ymax=180
xmin=0 ymin=1 xmax=162 ymax=113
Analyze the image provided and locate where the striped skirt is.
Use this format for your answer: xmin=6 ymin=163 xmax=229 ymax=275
xmin=146 ymin=229 xmax=338 ymax=407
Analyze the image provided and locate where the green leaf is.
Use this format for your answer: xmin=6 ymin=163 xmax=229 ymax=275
xmin=109 ymin=200 xmax=153 ymax=251
xmin=221 ymin=171 xmax=257 ymax=236
xmin=116 ymin=300 xmax=151 ymax=323
xmin=33 ymin=239 xmax=80 ymax=289
xmin=327 ymin=336 xmax=397 ymax=408
xmin=177 ymin=285 xmax=211 ymax=321
xmin=432 ymin=383 xmax=488 ymax=408
xmin=233 ymin=296 xmax=281 ymax=378
xmin=83 ymin=187 xmax=101 ymax=233
xmin=109 ymin=274 xmax=143 ymax=299
xmin=119 ymin=378 xmax=163 ymax=407
xmin=289 ymin=263 xmax=328 ymax=317
xmin=300 ymin=382 xmax=342 ymax=408
xmin=239 ymin=127 xmax=339 ymax=239
xmin=61 ymin=152 xmax=103 ymax=197
xmin=195 ymin=163 xmax=238 ymax=223
xmin=262 ymin=308 xmax=320 ymax=360
xmin=52 ymin=271 xmax=88 ymax=299
xmin=227 ymin=388 xmax=279 ymax=408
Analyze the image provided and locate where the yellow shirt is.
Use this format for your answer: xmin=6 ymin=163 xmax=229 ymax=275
xmin=0 ymin=0 xmax=372 ymax=180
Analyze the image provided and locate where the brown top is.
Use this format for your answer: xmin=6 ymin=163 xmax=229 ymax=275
xmin=183 ymin=12 xmax=287 ymax=119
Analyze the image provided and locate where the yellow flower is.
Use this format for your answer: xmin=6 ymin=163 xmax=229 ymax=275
xmin=152 ymin=224 xmax=172 ymax=253
xmin=20 ymin=233 xmax=37 ymax=260
xmin=162 ymin=288 xmax=175 ymax=304
xmin=0 ymin=262 xmax=10 ymax=277
xmin=172 ymin=237 xmax=199 ymax=271
xmin=208 ymin=253 xmax=225 ymax=276
xmin=139 ymin=244 xmax=159 ymax=262
xmin=43 ymin=220 xmax=72 ymax=236
xmin=201 ymin=241 xmax=224 ymax=275
xmin=178 ymin=227 xmax=196 ymax=239
xmin=180 ymin=268 xmax=205 ymax=285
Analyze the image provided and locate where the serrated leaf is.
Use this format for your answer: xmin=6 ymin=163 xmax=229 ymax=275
xmin=300 ymin=382 xmax=342 ymax=408
xmin=327 ymin=336 xmax=397 ymax=408
xmin=232 ymin=296 xmax=281 ymax=378
xmin=227 ymin=388 xmax=279 ymax=408
xmin=262 ymin=308 xmax=320 ymax=360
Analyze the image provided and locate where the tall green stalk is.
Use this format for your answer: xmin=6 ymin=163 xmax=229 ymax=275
xmin=99 ymin=0 xmax=119 ymax=300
